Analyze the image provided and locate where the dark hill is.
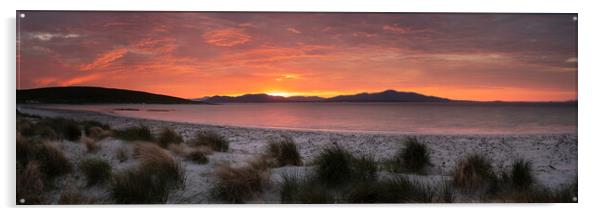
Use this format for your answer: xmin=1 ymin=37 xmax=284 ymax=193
xmin=326 ymin=90 xmax=451 ymax=102
xmin=205 ymin=94 xmax=327 ymax=103
xmin=203 ymin=90 xmax=451 ymax=103
xmin=205 ymin=94 xmax=290 ymax=103
xmin=17 ymin=86 xmax=206 ymax=104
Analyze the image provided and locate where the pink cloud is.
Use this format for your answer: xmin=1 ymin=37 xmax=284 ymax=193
xmin=80 ymin=48 xmax=128 ymax=71
xmin=59 ymin=73 xmax=104 ymax=86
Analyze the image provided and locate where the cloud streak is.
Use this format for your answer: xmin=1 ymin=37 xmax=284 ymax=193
xmin=203 ymin=28 xmax=251 ymax=47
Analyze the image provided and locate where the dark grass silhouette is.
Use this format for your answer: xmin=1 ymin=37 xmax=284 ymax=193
xmin=18 ymin=113 xmax=108 ymax=142
xmin=350 ymin=155 xmax=379 ymax=183
xmin=280 ymin=172 xmax=334 ymax=204
xmin=453 ymin=154 xmax=496 ymax=191
xmin=79 ymin=158 xmax=112 ymax=186
xmin=113 ymin=126 xmax=154 ymax=142
xmin=507 ymin=159 xmax=534 ymax=190
xmin=267 ymin=136 xmax=302 ymax=167
xmin=36 ymin=118 xmax=82 ymax=141
xmin=346 ymin=176 xmax=435 ymax=203
xmin=26 ymin=118 xmax=82 ymax=141
xmin=314 ymin=145 xmax=354 ymax=187
xmin=395 ymin=137 xmax=431 ymax=173
xmin=190 ymin=130 xmax=229 ymax=152
xmin=157 ymin=128 xmax=183 ymax=148
xmin=314 ymin=144 xmax=378 ymax=187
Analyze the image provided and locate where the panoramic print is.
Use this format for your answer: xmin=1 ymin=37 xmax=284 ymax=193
xmin=16 ymin=11 xmax=577 ymax=204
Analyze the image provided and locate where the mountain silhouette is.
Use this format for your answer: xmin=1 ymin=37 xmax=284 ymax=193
xmin=204 ymin=90 xmax=451 ymax=103
xmin=17 ymin=86 xmax=207 ymax=104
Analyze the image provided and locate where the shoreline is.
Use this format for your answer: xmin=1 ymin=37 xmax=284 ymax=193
xmin=17 ymin=105 xmax=578 ymax=203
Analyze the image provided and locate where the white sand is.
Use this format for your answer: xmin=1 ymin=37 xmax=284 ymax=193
xmin=18 ymin=105 xmax=577 ymax=204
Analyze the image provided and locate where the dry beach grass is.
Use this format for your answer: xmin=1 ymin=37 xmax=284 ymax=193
xmin=15 ymin=107 xmax=578 ymax=204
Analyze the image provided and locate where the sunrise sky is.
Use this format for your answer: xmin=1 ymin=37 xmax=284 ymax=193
xmin=17 ymin=12 xmax=577 ymax=101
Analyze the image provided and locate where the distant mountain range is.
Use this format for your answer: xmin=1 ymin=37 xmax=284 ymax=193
xmin=17 ymin=86 xmax=574 ymax=105
xmin=203 ymin=90 xmax=451 ymax=103
xmin=17 ymin=86 xmax=207 ymax=104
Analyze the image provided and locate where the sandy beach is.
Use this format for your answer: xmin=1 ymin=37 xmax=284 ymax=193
xmin=17 ymin=105 xmax=577 ymax=204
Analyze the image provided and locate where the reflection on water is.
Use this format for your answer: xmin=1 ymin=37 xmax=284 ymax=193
xmin=44 ymin=102 xmax=577 ymax=134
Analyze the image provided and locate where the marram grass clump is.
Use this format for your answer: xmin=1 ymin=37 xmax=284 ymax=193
xmin=210 ymin=158 xmax=271 ymax=203
xmin=314 ymin=144 xmax=378 ymax=187
xmin=110 ymin=144 xmax=184 ymax=204
xmin=396 ymin=137 xmax=431 ymax=173
xmin=452 ymin=154 xmax=496 ymax=191
xmin=190 ymin=130 xmax=229 ymax=152
xmin=267 ymin=136 xmax=302 ymax=167
xmin=79 ymin=158 xmax=112 ymax=186
xmin=113 ymin=126 xmax=154 ymax=142
xmin=157 ymin=128 xmax=183 ymax=148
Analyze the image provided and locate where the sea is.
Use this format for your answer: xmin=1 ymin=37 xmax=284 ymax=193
xmin=40 ymin=102 xmax=577 ymax=135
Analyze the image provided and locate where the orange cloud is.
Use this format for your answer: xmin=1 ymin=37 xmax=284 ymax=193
xmin=59 ymin=73 xmax=104 ymax=86
xmin=80 ymin=48 xmax=128 ymax=71
xmin=275 ymin=73 xmax=299 ymax=81
xmin=203 ymin=28 xmax=251 ymax=47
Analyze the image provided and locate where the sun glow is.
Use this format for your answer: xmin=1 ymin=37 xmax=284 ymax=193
xmin=266 ymin=92 xmax=293 ymax=97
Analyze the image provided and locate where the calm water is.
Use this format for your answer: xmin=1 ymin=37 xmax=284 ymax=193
xmin=45 ymin=102 xmax=577 ymax=134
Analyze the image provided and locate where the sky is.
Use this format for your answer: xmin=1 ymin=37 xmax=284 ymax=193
xmin=17 ymin=12 xmax=577 ymax=101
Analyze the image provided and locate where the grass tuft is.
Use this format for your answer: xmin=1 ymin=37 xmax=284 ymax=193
xmin=267 ymin=136 xmax=302 ymax=167
xmin=395 ymin=137 xmax=431 ymax=173
xmin=211 ymin=158 xmax=271 ymax=203
xmin=452 ymin=154 xmax=496 ymax=191
xmin=313 ymin=144 xmax=377 ymax=187
xmin=135 ymin=143 xmax=185 ymax=186
xmin=79 ymin=158 xmax=112 ymax=186
xmin=346 ymin=176 xmax=434 ymax=203
xmin=34 ymin=142 xmax=73 ymax=178
xmin=110 ymin=144 xmax=184 ymax=204
xmin=508 ymin=159 xmax=534 ymax=190
xmin=157 ymin=128 xmax=183 ymax=148
xmin=190 ymin=130 xmax=229 ymax=152
xmin=280 ymin=171 xmax=334 ymax=204
xmin=36 ymin=126 xmax=60 ymax=141
xmin=113 ymin=126 xmax=154 ymax=142
xmin=314 ymin=144 xmax=354 ymax=187
xmin=36 ymin=118 xmax=82 ymax=141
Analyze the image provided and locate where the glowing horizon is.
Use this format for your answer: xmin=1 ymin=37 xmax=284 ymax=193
xmin=17 ymin=12 xmax=577 ymax=102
